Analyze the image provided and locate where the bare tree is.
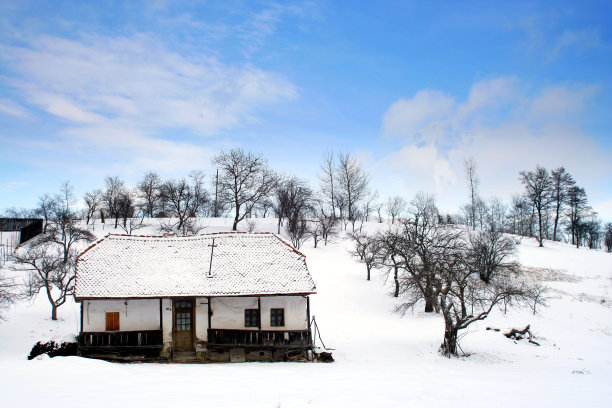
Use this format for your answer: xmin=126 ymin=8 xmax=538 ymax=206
xmin=118 ymin=215 xmax=147 ymax=235
xmin=213 ymin=149 xmax=277 ymax=231
xmin=362 ymin=191 xmax=379 ymax=222
xmin=0 ymin=270 xmax=20 ymax=320
xmin=276 ymin=177 xmax=315 ymax=249
xmin=437 ymin=250 xmax=534 ymax=356
xmin=395 ymin=211 xmax=535 ymax=356
xmin=138 ymin=171 xmax=162 ymax=218
xmin=604 ymin=223 xmax=612 ymax=253
xmin=509 ymin=195 xmax=530 ymax=236
xmin=319 ymin=150 xmax=337 ymax=218
xmin=386 ymin=196 xmax=407 ymax=224
xmin=566 ymin=185 xmax=588 ymax=247
xmin=550 ymin=167 xmax=575 ymax=242
xmin=273 ymin=176 xmax=313 ymax=234
xmin=103 ymin=176 xmax=127 ymax=229
xmin=582 ymin=212 xmax=601 ymax=250
xmin=394 ymin=193 xmax=441 ymax=313
xmin=349 ymin=232 xmax=381 ymax=281
xmin=257 ymin=198 xmax=274 ymax=218
xmin=161 ymin=171 xmax=209 ymax=235
xmin=12 ymin=182 xmax=94 ymax=320
xmin=377 ymin=229 xmax=404 ymax=297
xmin=311 ymin=206 xmax=339 ymax=247
xmin=519 ymin=166 xmax=553 ymax=247
xmin=374 ymin=201 xmax=385 ymax=223
xmin=12 ymin=246 xmax=73 ymax=320
xmin=83 ymin=189 xmax=102 ymax=226
xmin=464 ymin=157 xmax=480 ymax=230
xmin=43 ymin=182 xmax=95 ymax=263
xmin=116 ymin=188 xmax=137 ymax=231
xmin=336 ymin=152 xmax=370 ymax=231
xmin=36 ymin=194 xmax=55 ymax=233
xmin=485 ymin=197 xmax=508 ymax=232
xmin=286 ymin=218 xmax=310 ymax=250
xmin=466 ymin=226 xmax=518 ymax=283
xmin=334 ymin=193 xmax=348 ymax=230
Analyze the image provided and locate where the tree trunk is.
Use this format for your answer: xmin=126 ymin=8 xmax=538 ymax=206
xmin=366 ymin=265 xmax=371 ymax=281
xmin=393 ymin=266 xmax=399 ymax=298
xmin=51 ymin=304 xmax=58 ymax=321
xmin=552 ymin=205 xmax=560 ymax=241
xmin=537 ymin=208 xmax=544 ymax=247
xmin=424 ymin=281 xmax=434 ymax=312
xmin=232 ymin=205 xmax=240 ymax=231
xmin=443 ymin=324 xmax=458 ymax=356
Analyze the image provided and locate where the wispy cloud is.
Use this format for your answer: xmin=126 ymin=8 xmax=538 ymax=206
xmin=238 ymin=2 xmax=320 ymax=57
xmin=547 ymin=27 xmax=603 ymax=60
xmin=2 ymin=34 xmax=297 ymax=134
xmin=0 ymin=98 xmax=31 ymax=119
xmin=0 ymin=33 xmax=297 ymax=172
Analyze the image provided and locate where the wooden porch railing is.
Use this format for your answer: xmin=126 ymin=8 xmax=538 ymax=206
xmin=207 ymin=328 xmax=312 ymax=348
xmin=78 ymin=330 xmax=163 ymax=348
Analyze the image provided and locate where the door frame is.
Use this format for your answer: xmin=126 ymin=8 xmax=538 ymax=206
xmin=172 ymin=298 xmax=195 ymax=351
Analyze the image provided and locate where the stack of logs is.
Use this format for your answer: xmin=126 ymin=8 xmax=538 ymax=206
xmin=487 ymin=324 xmax=540 ymax=346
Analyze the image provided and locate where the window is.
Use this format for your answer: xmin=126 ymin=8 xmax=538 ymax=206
xmin=106 ymin=312 xmax=119 ymax=331
xmin=176 ymin=312 xmax=191 ymax=331
xmin=175 ymin=300 xmax=192 ymax=309
xmin=270 ymin=308 xmax=285 ymax=327
xmin=245 ymin=309 xmax=259 ymax=327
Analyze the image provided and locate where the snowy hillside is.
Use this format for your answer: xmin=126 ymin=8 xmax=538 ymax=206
xmin=0 ymin=218 xmax=611 ymax=407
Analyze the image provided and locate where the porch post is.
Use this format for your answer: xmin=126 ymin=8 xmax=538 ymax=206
xmin=159 ymin=298 xmax=162 ymax=330
xmin=306 ymin=296 xmax=312 ymax=345
xmin=207 ymin=296 xmax=212 ymax=343
xmin=257 ymin=297 xmax=262 ymax=331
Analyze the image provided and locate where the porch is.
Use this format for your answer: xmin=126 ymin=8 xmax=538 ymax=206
xmin=207 ymin=328 xmax=312 ymax=349
xmin=78 ymin=330 xmax=163 ymax=350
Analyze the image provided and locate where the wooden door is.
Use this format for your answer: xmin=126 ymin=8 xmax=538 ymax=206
xmin=173 ymin=299 xmax=194 ymax=350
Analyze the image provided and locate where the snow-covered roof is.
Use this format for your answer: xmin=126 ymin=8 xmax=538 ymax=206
xmin=74 ymin=233 xmax=316 ymax=299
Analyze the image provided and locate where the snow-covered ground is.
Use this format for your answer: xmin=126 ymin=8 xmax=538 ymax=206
xmin=0 ymin=218 xmax=611 ymax=407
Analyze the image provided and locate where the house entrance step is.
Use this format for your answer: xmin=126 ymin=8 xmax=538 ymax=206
xmin=173 ymin=350 xmax=197 ymax=363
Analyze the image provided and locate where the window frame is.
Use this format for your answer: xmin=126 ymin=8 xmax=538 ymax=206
xmin=270 ymin=308 xmax=285 ymax=327
xmin=244 ymin=309 xmax=259 ymax=328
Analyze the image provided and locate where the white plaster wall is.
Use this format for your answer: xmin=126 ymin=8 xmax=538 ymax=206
xmin=194 ymin=297 xmax=209 ymax=342
xmin=161 ymin=298 xmax=173 ymax=355
xmin=82 ymin=299 xmax=161 ymax=332
xmin=261 ymin=296 xmax=308 ymax=330
xmin=210 ymin=296 xmax=308 ymax=331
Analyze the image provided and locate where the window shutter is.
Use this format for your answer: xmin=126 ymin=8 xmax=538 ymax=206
xmin=106 ymin=312 xmax=120 ymax=331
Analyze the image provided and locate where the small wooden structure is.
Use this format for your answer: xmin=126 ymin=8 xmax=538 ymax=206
xmin=74 ymin=233 xmax=316 ymax=362
xmin=0 ymin=218 xmax=43 ymax=266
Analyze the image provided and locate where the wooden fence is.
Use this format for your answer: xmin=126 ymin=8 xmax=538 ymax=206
xmin=0 ymin=231 xmax=19 ymax=267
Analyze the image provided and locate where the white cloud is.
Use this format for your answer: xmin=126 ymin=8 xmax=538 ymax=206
xmin=382 ymin=90 xmax=455 ymax=142
xmin=529 ymin=85 xmax=597 ymax=121
xmin=0 ymin=33 xmax=298 ymax=174
xmin=59 ymin=125 xmax=215 ymax=174
xmin=2 ymin=34 xmax=297 ymax=136
xmin=0 ymin=98 xmax=30 ymax=118
xmin=377 ymin=77 xmax=612 ymax=219
xmin=547 ymin=28 xmax=602 ymax=60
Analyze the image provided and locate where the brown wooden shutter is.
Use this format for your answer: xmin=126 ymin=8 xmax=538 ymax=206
xmin=106 ymin=312 xmax=120 ymax=331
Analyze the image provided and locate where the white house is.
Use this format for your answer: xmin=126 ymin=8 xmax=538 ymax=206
xmin=74 ymin=232 xmax=317 ymax=362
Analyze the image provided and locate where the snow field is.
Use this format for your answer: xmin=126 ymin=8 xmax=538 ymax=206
xmin=0 ymin=218 xmax=610 ymax=407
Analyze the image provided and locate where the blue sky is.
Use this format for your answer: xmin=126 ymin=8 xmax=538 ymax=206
xmin=1 ymin=0 xmax=611 ymax=220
